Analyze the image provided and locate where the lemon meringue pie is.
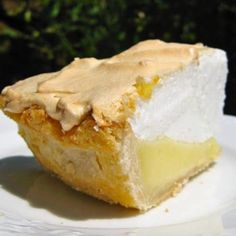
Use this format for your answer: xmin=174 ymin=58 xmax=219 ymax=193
xmin=0 ymin=40 xmax=227 ymax=210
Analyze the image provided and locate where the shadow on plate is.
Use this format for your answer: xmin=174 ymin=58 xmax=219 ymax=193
xmin=0 ymin=156 xmax=138 ymax=220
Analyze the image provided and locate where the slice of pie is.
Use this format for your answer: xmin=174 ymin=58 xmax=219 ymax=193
xmin=0 ymin=40 xmax=227 ymax=210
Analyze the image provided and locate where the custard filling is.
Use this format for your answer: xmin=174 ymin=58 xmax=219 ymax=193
xmin=137 ymin=137 xmax=220 ymax=191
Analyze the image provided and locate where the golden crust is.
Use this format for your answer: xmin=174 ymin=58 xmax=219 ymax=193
xmin=1 ymin=40 xmax=211 ymax=131
xmin=6 ymin=106 xmax=123 ymax=151
xmin=0 ymin=95 xmax=5 ymax=109
xmin=5 ymin=107 xmax=141 ymax=208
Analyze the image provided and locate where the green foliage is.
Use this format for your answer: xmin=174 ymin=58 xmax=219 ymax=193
xmin=0 ymin=0 xmax=235 ymax=114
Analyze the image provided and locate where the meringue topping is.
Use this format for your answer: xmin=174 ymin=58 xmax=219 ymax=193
xmin=1 ymin=40 xmax=210 ymax=130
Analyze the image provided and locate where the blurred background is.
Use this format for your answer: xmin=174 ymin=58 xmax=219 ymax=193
xmin=0 ymin=0 xmax=235 ymax=115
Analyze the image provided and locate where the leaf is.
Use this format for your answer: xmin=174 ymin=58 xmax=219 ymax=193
xmin=24 ymin=10 xmax=32 ymax=22
xmin=2 ymin=0 xmax=26 ymax=16
xmin=0 ymin=22 xmax=23 ymax=38
xmin=51 ymin=1 xmax=61 ymax=18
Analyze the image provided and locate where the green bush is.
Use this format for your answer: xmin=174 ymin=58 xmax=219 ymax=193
xmin=0 ymin=0 xmax=235 ymax=114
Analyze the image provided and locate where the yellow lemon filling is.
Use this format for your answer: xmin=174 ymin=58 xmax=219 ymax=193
xmin=135 ymin=75 xmax=160 ymax=100
xmin=137 ymin=137 xmax=220 ymax=191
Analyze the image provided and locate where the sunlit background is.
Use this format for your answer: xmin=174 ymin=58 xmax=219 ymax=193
xmin=0 ymin=0 xmax=235 ymax=115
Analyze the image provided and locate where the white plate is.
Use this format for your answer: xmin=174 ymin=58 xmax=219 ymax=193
xmin=0 ymin=112 xmax=236 ymax=236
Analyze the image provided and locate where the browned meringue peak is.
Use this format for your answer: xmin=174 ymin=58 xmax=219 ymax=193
xmin=2 ymin=40 xmax=210 ymax=130
xmin=110 ymin=40 xmax=205 ymax=62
